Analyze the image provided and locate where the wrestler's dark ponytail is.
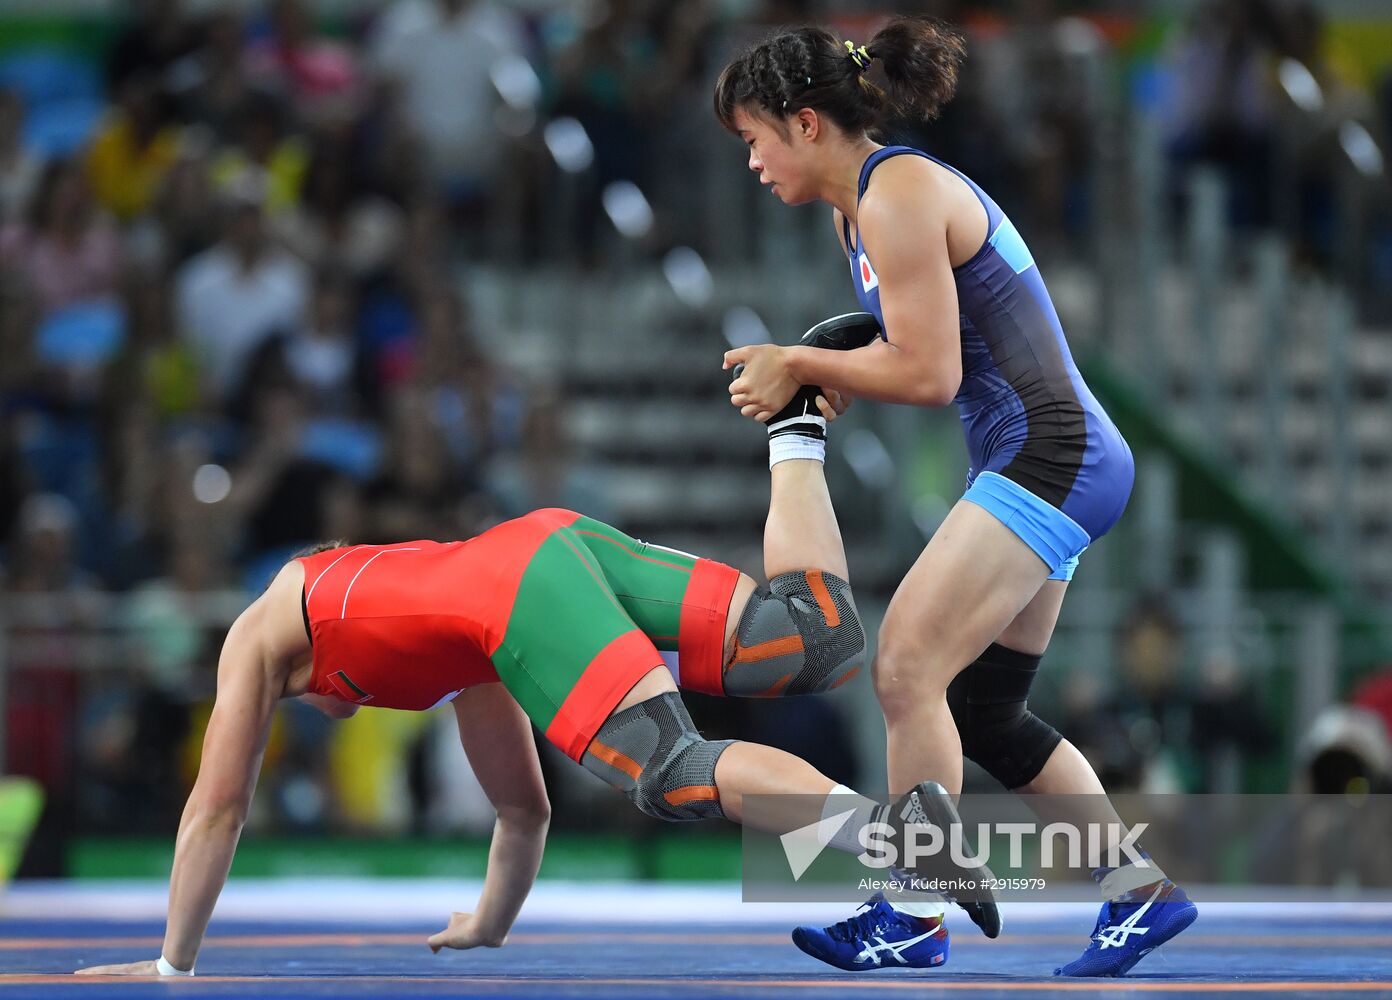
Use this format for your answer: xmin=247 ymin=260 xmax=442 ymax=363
xmin=714 ymin=16 xmax=965 ymax=135
xmin=868 ymin=16 xmax=966 ymax=124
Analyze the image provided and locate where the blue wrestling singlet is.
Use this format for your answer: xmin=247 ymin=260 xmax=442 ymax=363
xmin=842 ymin=146 xmax=1134 ymax=580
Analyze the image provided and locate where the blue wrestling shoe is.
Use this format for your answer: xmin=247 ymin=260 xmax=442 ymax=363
xmin=1054 ymin=878 xmax=1197 ymax=977
xmin=792 ymin=893 xmax=949 ymax=971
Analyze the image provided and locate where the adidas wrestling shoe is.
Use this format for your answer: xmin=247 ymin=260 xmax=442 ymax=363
xmin=735 ymin=312 xmax=882 ymax=440
xmin=792 ymin=892 xmax=949 ymax=971
xmin=1054 ymin=877 xmax=1197 ymax=977
xmin=799 ymin=311 xmax=882 ymax=353
xmin=889 ymin=781 xmax=1003 ymax=939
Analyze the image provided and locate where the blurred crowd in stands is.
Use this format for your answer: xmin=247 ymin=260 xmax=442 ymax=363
xmin=1 ymin=0 xmax=1390 ymax=866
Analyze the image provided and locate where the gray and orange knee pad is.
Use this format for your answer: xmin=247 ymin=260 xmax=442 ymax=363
xmin=723 ymin=570 xmax=865 ymax=697
xmin=582 ymin=692 xmax=733 ymax=822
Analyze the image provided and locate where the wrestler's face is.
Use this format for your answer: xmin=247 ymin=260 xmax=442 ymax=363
xmin=733 ymin=106 xmax=818 ymax=206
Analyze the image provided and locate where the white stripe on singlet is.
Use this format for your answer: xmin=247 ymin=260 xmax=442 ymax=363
xmin=339 ymin=547 xmax=422 ymax=619
xmin=304 ymin=546 xmax=363 ymax=605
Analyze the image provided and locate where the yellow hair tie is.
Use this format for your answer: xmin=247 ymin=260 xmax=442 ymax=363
xmin=844 ymin=40 xmax=872 ymax=71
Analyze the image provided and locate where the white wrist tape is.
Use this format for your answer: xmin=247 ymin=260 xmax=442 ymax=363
xmin=768 ymin=435 xmax=826 ymax=468
xmin=157 ymin=955 xmax=194 ymax=977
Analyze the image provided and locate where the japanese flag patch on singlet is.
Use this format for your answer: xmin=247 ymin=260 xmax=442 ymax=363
xmin=858 ymin=252 xmax=879 ymax=293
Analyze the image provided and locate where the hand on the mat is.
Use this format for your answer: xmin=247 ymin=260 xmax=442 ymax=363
xmin=724 ymin=344 xmax=798 ymax=422
xmin=817 ymin=389 xmax=850 ymax=421
xmin=75 ymin=960 xmax=160 ymax=976
xmin=428 ymin=911 xmax=506 ymax=952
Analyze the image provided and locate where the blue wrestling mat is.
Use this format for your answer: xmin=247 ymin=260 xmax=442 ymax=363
xmin=3 ymin=881 xmax=1391 ymax=998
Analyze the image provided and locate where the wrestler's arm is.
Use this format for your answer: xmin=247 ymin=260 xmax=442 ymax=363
xmin=77 ymin=571 xmax=302 ymax=976
xmin=788 ymin=180 xmax=963 ymax=408
xmin=726 ymin=177 xmax=960 ymax=421
xmin=429 ymin=683 xmax=551 ymax=952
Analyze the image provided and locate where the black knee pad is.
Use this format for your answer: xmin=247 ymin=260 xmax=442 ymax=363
xmin=723 ymin=570 xmax=865 ymax=697
xmin=948 ymin=643 xmax=1062 ymax=790
xmin=581 ymin=691 xmax=734 ymax=822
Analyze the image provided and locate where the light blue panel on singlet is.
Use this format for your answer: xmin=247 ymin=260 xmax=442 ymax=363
xmin=961 ymin=472 xmax=1089 ymax=579
xmin=987 ymin=217 xmax=1035 ymax=275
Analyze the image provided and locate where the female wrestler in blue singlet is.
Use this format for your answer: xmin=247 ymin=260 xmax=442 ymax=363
xmin=716 ymin=17 xmax=1194 ymax=977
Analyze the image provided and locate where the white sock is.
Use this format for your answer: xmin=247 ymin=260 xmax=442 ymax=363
xmin=887 ymin=865 xmax=948 ymax=921
xmin=887 ymin=895 xmax=947 ymax=921
xmin=821 ymin=783 xmax=881 ymax=855
xmin=157 ymin=955 xmax=194 ymax=976
xmin=769 ymin=435 xmax=826 ymax=469
xmin=1101 ymin=858 xmax=1168 ymax=900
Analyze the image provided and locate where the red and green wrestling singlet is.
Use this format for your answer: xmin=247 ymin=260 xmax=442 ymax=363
xmin=298 ymin=509 xmax=741 ymax=759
